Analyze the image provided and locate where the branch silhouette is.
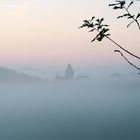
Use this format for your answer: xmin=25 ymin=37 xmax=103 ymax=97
xmin=106 ymin=36 xmax=140 ymax=60
xmin=114 ymin=50 xmax=140 ymax=71
xmin=79 ymin=16 xmax=140 ymax=71
xmin=109 ymin=0 xmax=140 ymax=29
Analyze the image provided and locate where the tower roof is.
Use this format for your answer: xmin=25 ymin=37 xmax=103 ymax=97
xmin=65 ymin=63 xmax=74 ymax=79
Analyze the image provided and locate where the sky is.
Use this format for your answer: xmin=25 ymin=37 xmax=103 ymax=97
xmin=0 ymin=0 xmax=139 ymax=76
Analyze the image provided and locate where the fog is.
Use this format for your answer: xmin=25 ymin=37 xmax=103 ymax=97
xmin=0 ymin=78 xmax=140 ymax=140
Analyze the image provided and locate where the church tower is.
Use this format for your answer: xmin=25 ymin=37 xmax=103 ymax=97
xmin=65 ymin=63 xmax=74 ymax=79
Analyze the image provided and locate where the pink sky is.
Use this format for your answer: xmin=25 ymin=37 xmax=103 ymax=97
xmin=0 ymin=0 xmax=139 ymax=69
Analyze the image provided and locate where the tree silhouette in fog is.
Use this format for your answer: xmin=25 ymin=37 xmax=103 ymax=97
xmin=80 ymin=0 xmax=140 ymax=72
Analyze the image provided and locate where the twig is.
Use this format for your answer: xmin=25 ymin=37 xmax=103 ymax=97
xmin=105 ymin=36 xmax=140 ymax=60
xmin=114 ymin=50 xmax=140 ymax=70
xmin=123 ymin=6 xmax=140 ymax=29
xmin=109 ymin=0 xmax=140 ymax=29
xmin=92 ymin=25 xmax=140 ymax=60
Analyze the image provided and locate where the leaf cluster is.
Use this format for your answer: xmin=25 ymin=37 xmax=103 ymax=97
xmin=109 ymin=0 xmax=126 ymax=9
xmin=109 ymin=0 xmax=140 ymax=29
xmin=79 ymin=17 xmax=110 ymax=42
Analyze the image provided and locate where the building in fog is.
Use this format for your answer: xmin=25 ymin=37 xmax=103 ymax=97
xmin=55 ymin=63 xmax=74 ymax=81
xmin=65 ymin=63 xmax=74 ymax=79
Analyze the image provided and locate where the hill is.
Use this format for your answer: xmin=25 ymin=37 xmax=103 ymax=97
xmin=0 ymin=66 xmax=44 ymax=83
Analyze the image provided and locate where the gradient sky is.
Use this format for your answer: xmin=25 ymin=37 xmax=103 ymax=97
xmin=0 ymin=0 xmax=139 ymax=71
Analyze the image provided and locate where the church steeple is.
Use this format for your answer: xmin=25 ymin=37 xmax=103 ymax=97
xmin=65 ymin=63 xmax=74 ymax=79
xmin=55 ymin=63 xmax=74 ymax=81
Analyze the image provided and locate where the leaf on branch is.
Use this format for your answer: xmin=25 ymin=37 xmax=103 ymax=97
xmin=117 ymin=14 xmax=130 ymax=19
xmin=95 ymin=23 xmax=99 ymax=26
xmin=97 ymin=25 xmax=103 ymax=30
xmin=127 ymin=1 xmax=134 ymax=9
xmin=100 ymin=18 xmax=104 ymax=22
xmin=106 ymin=34 xmax=111 ymax=37
xmin=97 ymin=36 xmax=104 ymax=41
xmin=96 ymin=19 xmax=100 ymax=22
xmin=103 ymin=28 xmax=110 ymax=33
xmin=88 ymin=23 xmax=94 ymax=28
xmin=127 ymin=15 xmax=135 ymax=19
xmin=91 ymin=16 xmax=95 ymax=21
xmin=83 ymin=20 xmax=89 ymax=23
xmin=89 ymin=29 xmax=95 ymax=32
xmin=109 ymin=3 xmax=117 ymax=7
xmin=127 ymin=21 xmax=134 ymax=28
xmin=123 ymin=14 xmax=130 ymax=17
xmin=119 ymin=0 xmax=126 ymax=8
xmin=103 ymin=24 xmax=109 ymax=27
xmin=79 ymin=25 xmax=85 ymax=28
xmin=91 ymin=35 xmax=98 ymax=42
xmin=109 ymin=1 xmax=126 ymax=8
xmin=117 ymin=15 xmax=124 ymax=19
xmin=113 ymin=6 xmax=121 ymax=9
xmin=136 ymin=13 xmax=140 ymax=19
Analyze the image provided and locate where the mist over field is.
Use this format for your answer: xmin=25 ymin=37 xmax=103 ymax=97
xmin=0 ymin=77 xmax=140 ymax=140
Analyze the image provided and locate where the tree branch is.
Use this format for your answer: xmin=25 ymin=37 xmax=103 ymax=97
xmin=105 ymin=36 xmax=140 ymax=60
xmin=80 ymin=16 xmax=140 ymax=71
xmin=123 ymin=6 xmax=140 ymax=29
xmin=109 ymin=0 xmax=140 ymax=29
xmin=114 ymin=50 xmax=140 ymax=71
xmin=88 ymin=22 xmax=140 ymax=60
